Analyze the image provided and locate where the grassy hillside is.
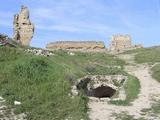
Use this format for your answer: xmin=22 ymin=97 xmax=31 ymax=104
xmin=0 ymin=46 xmax=126 ymax=120
xmin=151 ymin=64 xmax=160 ymax=82
xmin=134 ymin=46 xmax=160 ymax=82
xmin=110 ymin=75 xmax=140 ymax=105
xmin=135 ymin=46 xmax=160 ymax=64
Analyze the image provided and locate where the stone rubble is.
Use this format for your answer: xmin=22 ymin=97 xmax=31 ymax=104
xmin=67 ymin=51 xmax=75 ymax=56
xmin=71 ymin=75 xmax=127 ymax=100
xmin=0 ymin=34 xmax=14 ymax=47
xmin=0 ymin=96 xmax=26 ymax=120
xmin=14 ymin=101 xmax=21 ymax=105
xmin=25 ymin=48 xmax=54 ymax=57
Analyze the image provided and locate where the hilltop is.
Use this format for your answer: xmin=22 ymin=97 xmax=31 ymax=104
xmin=0 ymin=5 xmax=160 ymax=120
xmin=0 ymin=33 xmax=160 ymax=120
xmin=0 ymin=43 xmax=125 ymax=120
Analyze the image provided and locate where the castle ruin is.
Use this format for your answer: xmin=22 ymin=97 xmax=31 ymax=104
xmin=109 ymin=34 xmax=132 ymax=51
xmin=13 ymin=5 xmax=34 ymax=46
xmin=109 ymin=34 xmax=142 ymax=52
xmin=46 ymin=41 xmax=105 ymax=52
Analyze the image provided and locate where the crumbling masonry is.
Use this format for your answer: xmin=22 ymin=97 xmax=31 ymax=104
xmin=13 ymin=5 xmax=34 ymax=46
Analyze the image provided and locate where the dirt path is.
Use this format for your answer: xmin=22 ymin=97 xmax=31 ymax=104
xmin=88 ymin=54 xmax=160 ymax=120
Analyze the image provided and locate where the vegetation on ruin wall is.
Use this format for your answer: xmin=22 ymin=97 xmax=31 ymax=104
xmin=134 ymin=46 xmax=160 ymax=82
xmin=110 ymin=75 xmax=140 ymax=106
xmin=0 ymin=46 xmax=125 ymax=120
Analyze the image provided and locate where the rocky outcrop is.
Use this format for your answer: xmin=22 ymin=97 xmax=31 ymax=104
xmin=13 ymin=5 xmax=34 ymax=46
xmin=46 ymin=41 xmax=105 ymax=52
xmin=0 ymin=34 xmax=11 ymax=45
xmin=71 ymin=75 xmax=127 ymax=98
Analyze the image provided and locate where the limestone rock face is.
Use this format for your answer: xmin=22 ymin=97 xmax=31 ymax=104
xmin=13 ymin=5 xmax=34 ymax=46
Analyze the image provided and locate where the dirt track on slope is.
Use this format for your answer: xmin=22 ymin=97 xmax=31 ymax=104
xmin=88 ymin=54 xmax=160 ymax=120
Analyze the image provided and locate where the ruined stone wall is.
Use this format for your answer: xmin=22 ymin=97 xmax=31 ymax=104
xmin=13 ymin=5 xmax=34 ymax=46
xmin=46 ymin=41 xmax=105 ymax=51
xmin=109 ymin=34 xmax=132 ymax=51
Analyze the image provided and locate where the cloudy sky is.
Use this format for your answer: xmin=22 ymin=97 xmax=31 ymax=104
xmin=0 ymin=0 xmax=160 ymax=48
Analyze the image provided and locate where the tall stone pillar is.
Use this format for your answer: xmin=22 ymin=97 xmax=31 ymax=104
xmin=13 ymin=5 xmax=34 ymax=46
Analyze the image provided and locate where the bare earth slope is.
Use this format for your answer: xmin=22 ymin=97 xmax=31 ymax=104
xmin=88 ymin=54 xmax=160 ymax=120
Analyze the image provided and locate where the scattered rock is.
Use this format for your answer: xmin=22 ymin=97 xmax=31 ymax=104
xmin=67 ymin=52 xmax=75 ymax=56
xmin=0 ymin=34 xmax=15 ymax=47
xmin=100 ymin=98 xmax=111 ymax=102
xmin=14 ymin=101 xmax=21 ymax=105
xmin=0 ymin=96 xmax=4 ymax=100
xmin=25 ymin=48 xmax=54 ymax=57
xmin=71 ymin=86 xmax=78 ymax=96
xmin=0 ymin=97 xmax=26 ymax=119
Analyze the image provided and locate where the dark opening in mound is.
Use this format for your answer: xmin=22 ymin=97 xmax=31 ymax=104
xmin=87 ymin=86 xmax=116 ymax=98
xmin=76 ymin=76 xmax=117 ymax=98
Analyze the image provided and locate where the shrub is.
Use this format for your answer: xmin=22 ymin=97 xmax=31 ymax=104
xmin=85 ymin=64 xmax=96 ymax=73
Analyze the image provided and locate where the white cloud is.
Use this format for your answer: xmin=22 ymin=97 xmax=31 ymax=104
xmin=30 ymin=0 xmax=115 ymax=35
xmin=31 ymin=8 xmax=60 ymax=20
xmin=36 ymin=21 xmax=112 ymax=35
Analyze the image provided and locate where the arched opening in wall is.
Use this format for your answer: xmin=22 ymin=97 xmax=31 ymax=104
xmin=77 ymin=77 xmax=117 ymax=98
xmin=86 ymin=86 xmax=116 ymax=98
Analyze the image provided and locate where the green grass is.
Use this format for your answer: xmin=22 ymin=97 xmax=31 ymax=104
xmin=141 ymin=100 xmax=160 ymax=118
xmin=0 ymin=46 xmax=126 ymax=120
xmin=113 ymin=112 xmax=145 ymax=120
xmin=135 ymin=46 xmax=160 ymax=64
xmin=122 ymin=48 xmax=145 ymax=55
xmin=151 ymin=64 xmax=160 ymax=82
xmin=150 ymin=101 xmax=160 ymax=115
xmin=110 ymin=75 xmax=140 ymax=105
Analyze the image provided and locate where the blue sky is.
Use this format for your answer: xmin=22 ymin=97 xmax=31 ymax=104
xmin=0 ymin=0 xmax=160 ymax=48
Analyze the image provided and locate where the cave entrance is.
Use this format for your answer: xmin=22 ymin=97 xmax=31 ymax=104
xmin=76 ymin=76 xmax=117 ymax=98
xmin=86 ymin=86 xmax=116 ymax=98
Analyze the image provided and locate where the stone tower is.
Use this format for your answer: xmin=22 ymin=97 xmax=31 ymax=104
xmin=109 ymin=34 xmax=132 ymax=51
xmin=13 ymin=5 xmax=34 ymax=46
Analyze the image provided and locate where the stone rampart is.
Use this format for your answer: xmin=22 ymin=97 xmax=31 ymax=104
xmin=46 ymin=41 xmax=105 ymax=52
